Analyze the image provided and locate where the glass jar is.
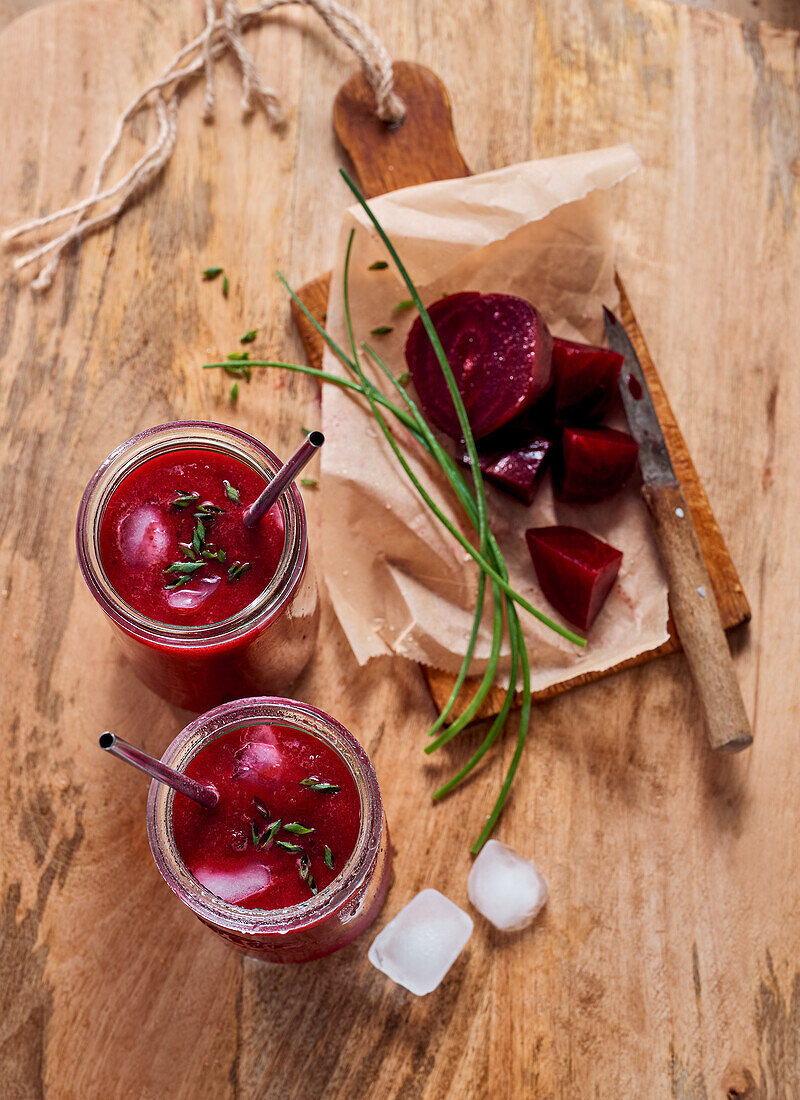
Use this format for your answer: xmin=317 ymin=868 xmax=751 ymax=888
xmin=76 ymin=422 xmax=319 ymax=710
xmin=147 ymin=697 xmax=392 ymax=962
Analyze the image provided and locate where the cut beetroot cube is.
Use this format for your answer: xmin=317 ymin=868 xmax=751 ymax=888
xmin=463 ymin=433 xmax=552 ymax=505
xmin=405 ymin=292 xmax=554 ymax=440
xmin=552 ymin=337 xmax=623 ymax=425
xmin=525 ymin=525 xmax=623 ymax=631
xmin=554 ymin=427 xmax=639 ymax=503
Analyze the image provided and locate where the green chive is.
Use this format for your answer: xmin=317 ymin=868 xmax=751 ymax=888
xmin=179 ymin=542 xmax=198 ymax=561
xmin=300 ymin=777 xmax=341 ymax=794
xmin=240 ymin=330 xmax=257 ymax=344
xmin=164 ymin=561 xmax=205 ymax=576
xmin=393 ymin=299 xmax=414 ymax=312
xmin=368 ymin=260 xmax=389 ymax=270
xmin=230 ymin=382 xmax=239 ymax=402
xmin=223 ymin=480 xmax=241 ymax=504
xmin=301 ymin=426 xmax=312 ymax=436
xmin=370 ymin=326 xmax=393 ymax=336
xmin=227 ymin=351 xmax=250 ymax=361
xmin=201 ymin=547 xmax=226 ymax=563
xmin=283 ymin=822 xmax=314 ymax=835
xmin=298 ymin=854 xmax=310 ymax=881
xmin=308 ymin=873 xmax=318 ymax=896
xmin=324 ymin=846 xmax=334 ymax=870
xmin=276 ymin=840 xmax=304 ymax=854
xmin=253 ymin=797 xmax=270 ymax=820
xmin=397 ymin=371 xmax=411 ymax=386
xmin=222 ymin=275 xmax=229 ymax=298
xmin=172 ymin=491 xmax=199 ymax=510
xmin=260 ymin=819 xmax=282 ymax=849
xmin=227 ymin=561 xmax=251 ymax=582
xmin=195 ymin=503 xmax=225 ymax=516
xmin=299 ymin=478 xmax=317 ymax=488
xmin=202 ymin=267 xmax=223 ymax=280
xmin=251 ymin=822 xmax=261 ymax=846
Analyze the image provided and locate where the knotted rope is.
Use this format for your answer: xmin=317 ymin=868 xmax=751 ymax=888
xmin=3 ymin=0 xmax=405 ymax=290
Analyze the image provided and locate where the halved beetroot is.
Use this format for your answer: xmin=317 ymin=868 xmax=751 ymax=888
xmin=554 ymin=427 xmax=639 ymax=503
xmin=552 ymin=337 xmax=623 ymax=424
xmin=405 ymin=292 xmax=554 ymax=440
xmin=463 ymin=433 xmax=553 ymax=505
xmin=525 ymin=525 xmax=623 ymax=631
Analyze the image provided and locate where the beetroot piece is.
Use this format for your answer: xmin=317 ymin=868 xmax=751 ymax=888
xmin=465 ymin=434 xmax=553 ymax=505
xmin=404 ymin=292 xmax=554 ymax=440
xmin=554 ymin=427 xmax=639 ymax=503
xmin=525 ymin=525 xmax=623 ymax=631
xmin=552 ymin=337 xmax=623 ymax=425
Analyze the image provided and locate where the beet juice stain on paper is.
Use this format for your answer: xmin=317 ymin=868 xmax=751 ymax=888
xmin=320 ymin=146 xmax=669 ymax=691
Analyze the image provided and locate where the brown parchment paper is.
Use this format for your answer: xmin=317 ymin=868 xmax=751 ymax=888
xmin=320 ymin=146 xmax=670 ymax=691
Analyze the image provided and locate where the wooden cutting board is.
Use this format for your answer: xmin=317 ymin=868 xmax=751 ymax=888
xmin=292 ymin=61 xmax=750 ymax=723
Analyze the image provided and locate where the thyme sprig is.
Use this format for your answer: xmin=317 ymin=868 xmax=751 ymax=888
xmin=201 ymin=171 xmax=586 ymax=849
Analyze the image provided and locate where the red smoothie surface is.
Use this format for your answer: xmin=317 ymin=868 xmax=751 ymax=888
xmin=173 ymin=724 xmax=361 ymax=910
xmin=99 ymin=449 xmax=285 ymax=627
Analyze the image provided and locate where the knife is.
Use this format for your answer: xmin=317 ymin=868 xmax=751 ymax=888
xmin=603 ymin=307 xmax=752 ymax=753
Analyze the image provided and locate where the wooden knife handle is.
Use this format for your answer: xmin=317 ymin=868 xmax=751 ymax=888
xmin=642 ymin=482 xmax=752 ymax=752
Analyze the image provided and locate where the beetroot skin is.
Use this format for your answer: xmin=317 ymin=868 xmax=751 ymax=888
xmin=404 ymin=292 xmax=554 ymax=440
xmin=554 ymin=426 xmax=639 ymax=503
xmin=552 ymin=337 xmax=623 ymax=425
xmin=525 ymin=525 xmax=623 ymax=631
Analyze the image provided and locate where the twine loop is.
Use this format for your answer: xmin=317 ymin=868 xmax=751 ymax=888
xmin=3 ymin=0 xmax=405 ymax=290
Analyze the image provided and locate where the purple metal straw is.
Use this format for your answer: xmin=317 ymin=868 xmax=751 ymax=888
xmin=243 ymin=431 xmax=324 ymax=527
xmin=99 ymin=732 xmax=218 ymax=809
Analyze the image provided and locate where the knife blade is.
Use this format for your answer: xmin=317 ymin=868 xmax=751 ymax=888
xmin=603 ymin=306 xmax=677 ymax=487
xmin=603 ymin=306 xmax=752 ymax=753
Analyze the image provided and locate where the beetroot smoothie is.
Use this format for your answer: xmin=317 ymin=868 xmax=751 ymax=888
xmin=77 ymin=423 xmax=319 ymax=710
xmin=98 ymin=448 xmax=284 ymax=628
xmin=148 ymin=698 xmax=392 ymax=962
xmin=173 ymin=724 xmax=361 ymax=910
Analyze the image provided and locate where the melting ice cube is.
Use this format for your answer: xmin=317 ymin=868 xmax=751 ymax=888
xmin=193 ymin=863 xmax=271 ymax=905
xmin=467 ymin=840 xmax=548 ymax=931
xmin=118 ymin=504 xmax=172 ymax=567
xmin=232 ymin=726 xmax=283 ymax=779
xmin=165 ymin=574 xmax=221 ymax=611
xmin=368 ymin=888 xmax=473 ymax=996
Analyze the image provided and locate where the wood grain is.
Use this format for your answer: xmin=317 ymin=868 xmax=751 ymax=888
xmin=2 ymin=1 xmax=799 ymax=1098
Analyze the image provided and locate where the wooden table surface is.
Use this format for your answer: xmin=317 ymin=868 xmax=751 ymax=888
xmin=2 ymin=1 xmax=799 ymax=1097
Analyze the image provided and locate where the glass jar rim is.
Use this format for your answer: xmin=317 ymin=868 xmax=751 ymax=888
xmin=146 ymin=697 xmax=384 ymax=936
xmin=75 ymin=421 xmax=308 ymax=647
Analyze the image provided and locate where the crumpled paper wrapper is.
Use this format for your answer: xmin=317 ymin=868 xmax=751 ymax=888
xmin=320 ymin=145 xmax=669 ymax=692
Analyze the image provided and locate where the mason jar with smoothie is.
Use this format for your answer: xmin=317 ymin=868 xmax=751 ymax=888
xmin=76 ymin=421 xmax=320 ymax=710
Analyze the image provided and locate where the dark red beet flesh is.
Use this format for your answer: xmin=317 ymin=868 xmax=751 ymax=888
xmin=464 ymin=433 xmax=552 ymax=505
xmin=554 ymin=426 xmax=639 ymax=503
xmin=404 ymin=292 xmax=554 ymax=440
xmin=552 ymin=337 xmax=623 ymax=425
xmin=525 ymin=525 xmax=623 ymax=631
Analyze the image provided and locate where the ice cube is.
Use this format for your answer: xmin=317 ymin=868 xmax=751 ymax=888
xmin=232 ymin=726 xmax=283 ymax=779
xmin=193 ymin=863 xmax=271 ymax=905
xmin=467 ymin=840 xmax=548 ymax=931
xmin=165 ymin=574 xmax=221 ymax=611
xmin=118 ymin=504 xmax=172 ymax=566
xmin=368 ymin=888 xmax=473 ymax=996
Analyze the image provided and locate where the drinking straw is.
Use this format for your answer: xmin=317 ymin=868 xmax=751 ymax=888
xmin=242 ymin=431 xmax=324 ymax=527
xmin=98 ymin=732 xmax=218 ymax=808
